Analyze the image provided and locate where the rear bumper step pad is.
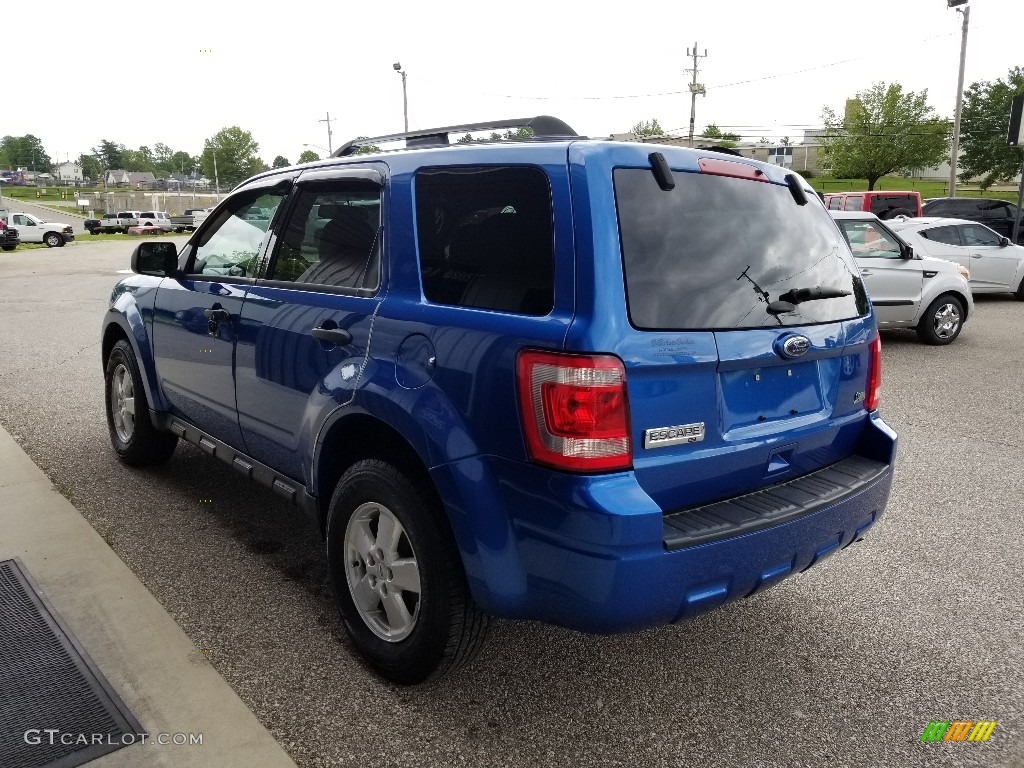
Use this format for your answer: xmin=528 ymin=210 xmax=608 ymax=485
xmin=663 ymin=455 xmax=889 ymax=550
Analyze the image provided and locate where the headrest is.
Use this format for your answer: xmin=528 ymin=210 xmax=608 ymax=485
xmin=448 ymin=214 xmax=547 ymax=271
xmin=318 ymin=206 xmax=377 ymax=258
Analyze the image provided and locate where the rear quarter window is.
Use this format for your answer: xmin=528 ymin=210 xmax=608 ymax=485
xmin=414 ymin=166 xmax=554 ymax=316
xmin=614 ymin=168 xmax=869 ymax=330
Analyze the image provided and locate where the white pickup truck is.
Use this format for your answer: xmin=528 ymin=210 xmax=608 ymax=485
xmin=0 ymin=210 xmax=75 ymax=247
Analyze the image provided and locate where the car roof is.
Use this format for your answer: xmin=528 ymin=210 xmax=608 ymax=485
xmin=887 ymin=216 xmax=973 ymax=230
xmin=828 ymin=211 xmax=882 ymax=221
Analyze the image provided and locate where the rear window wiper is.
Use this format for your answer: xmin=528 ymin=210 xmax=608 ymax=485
xmin=777 ymin=286 xmax=852 ymax=305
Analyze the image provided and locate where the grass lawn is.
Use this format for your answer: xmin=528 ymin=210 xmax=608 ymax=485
xmin=807 ymin=177 xmax=1020 ymax=202
xmin=0 ymin=186 xmax=105 ymax=203
xmin=2 ymin=231 xmax=187 ymax=252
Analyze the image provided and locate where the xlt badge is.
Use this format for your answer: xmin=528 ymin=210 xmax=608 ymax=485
xmin=644 ymin=422 xmax=705 ymax=449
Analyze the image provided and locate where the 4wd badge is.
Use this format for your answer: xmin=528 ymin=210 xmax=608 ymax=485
xmin=644 ymin=422 xmax=705 ymax=449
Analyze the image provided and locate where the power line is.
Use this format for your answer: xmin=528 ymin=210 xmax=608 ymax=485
xmin=407 ymin=30 xmax=960 ymax=104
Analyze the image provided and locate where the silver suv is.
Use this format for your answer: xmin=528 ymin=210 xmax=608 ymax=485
xmin=831 ymin=211 xmax=973 ymax=345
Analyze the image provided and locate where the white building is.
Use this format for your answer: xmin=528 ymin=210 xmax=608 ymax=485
xmin=55 ymin=161 xmax=84 ymax=184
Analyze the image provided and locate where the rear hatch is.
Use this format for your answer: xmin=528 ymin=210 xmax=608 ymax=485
xmin=610 ymin=157 xmax=875 ymax=512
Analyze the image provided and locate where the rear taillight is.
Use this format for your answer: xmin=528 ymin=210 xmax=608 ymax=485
xmin=516 ymin=350 xmax=632 ymax=472
xmin=865 ymin=335 xmax=882 ymax=411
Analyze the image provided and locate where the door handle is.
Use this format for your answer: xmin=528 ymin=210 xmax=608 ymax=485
xmin=204 ymin=308 xmax=231 ymax=321
xmin=310 ymin=326 xmax=352 ymax=345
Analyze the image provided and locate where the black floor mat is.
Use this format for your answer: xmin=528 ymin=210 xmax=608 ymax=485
xmin=0 ymin=558 xmax=143 ymax=768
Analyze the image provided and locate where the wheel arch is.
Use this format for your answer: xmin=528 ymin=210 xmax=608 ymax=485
xmin=102 ymin=309 xmax=168 ymax=417
xmin=312 ymin=414 xmax=440 ymax=538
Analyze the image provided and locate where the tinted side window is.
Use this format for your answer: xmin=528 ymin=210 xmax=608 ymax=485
xmin=920 ymin=225 xmax=962 ymax=246
xmin=827 ymin=196 xmax=842 ymax=210
xmin=949 ymin=200 xmax=977 ymax=217
xmin=960 ymin=224 xmax=1001 ymax=246
xmin=843 ymin=195 xmax=864 ymax=211
xmin=266 ymin=182 xmax=381 ymax=291
xmin=415 ymin=166 xmax=554 ymax=315
xmin=191 ymin=190 xmax=286 ymax=277
xmin=870 ymin=194 xmax=917 ymax=216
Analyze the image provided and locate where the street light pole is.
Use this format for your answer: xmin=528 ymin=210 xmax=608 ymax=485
xmin=212 ymin=148 xmax=220 ymax=202
xmin=393 ymin=62 xmax=408 ymax=132
xmin=947 ymin=1 xmax=970 ymax=197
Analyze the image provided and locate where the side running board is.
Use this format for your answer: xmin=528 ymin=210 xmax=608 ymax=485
xmin=155 ymin=413 xmax=318 ymax=523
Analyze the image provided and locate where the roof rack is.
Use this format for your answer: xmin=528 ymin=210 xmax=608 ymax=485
xmin=332 ymin=115 xmax=581 ymax=157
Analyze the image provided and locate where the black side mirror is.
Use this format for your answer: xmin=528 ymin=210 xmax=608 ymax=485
xmin=131 ymin=241 xmax=178 ymax=276
xmin=999 ymin=236 xmax=1010 ymax=248
xmin=900 ymin=242 xmax=915 ymax=259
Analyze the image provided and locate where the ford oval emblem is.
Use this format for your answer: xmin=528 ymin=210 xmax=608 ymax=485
xmin=778 ymin=334 xmax=811 ymax=359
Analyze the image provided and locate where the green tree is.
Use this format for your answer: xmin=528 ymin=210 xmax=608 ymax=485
xmin=0 ymin=135 xmax=52 ymax=171
xmin=959 ymin=66 xmax=1024 ymax=189
xmin=168 ymin=151 xmax=196 ymax=176
xmin=272 ymin=155 xmax=291 ymax=168
xmin=93 ymin=140 xmax=125 ymax=170
xmin=78 ymin=153 xmax=101 ymax=182
xmin=121 ymin=148 xmax=154 ymax=172
xmin=200 ymin=126 xmax=265 ymax=188
xmin=700 ymin=124 xmax=723 ymax=139
xmin=456 ymin=127 xmax=534 ymax=144
xmin=821 ymin=82 xmax=949 ymax=190
xmin=297 ymin=149 xmax=320 ymax=163
xmin=631 ymin=119 xmax=664 ymax=137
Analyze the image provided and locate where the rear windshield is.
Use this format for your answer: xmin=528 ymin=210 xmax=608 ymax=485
xmin=869 ymin=194 xmax=917 ymax=215
xmin=614 ymin=168 xmax=869 ymax=330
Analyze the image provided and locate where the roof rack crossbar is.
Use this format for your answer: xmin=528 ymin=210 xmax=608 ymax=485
xmin=332 ymin=115 xmax=580 ymax=157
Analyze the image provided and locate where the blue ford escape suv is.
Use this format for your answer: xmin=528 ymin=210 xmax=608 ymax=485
xmin=101 ymin=116 xmax=896 ymax=684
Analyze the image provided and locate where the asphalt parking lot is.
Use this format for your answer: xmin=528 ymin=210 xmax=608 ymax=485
xmin=0 ymin=238 xmax=1020 ymax=768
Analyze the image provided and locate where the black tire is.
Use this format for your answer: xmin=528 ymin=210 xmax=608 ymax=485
xmin=44 ymin=232 xmax=63 ymax=247
xmin=104 ymin=339 xmax=177 ymax=465
xmin=326 ymin=459 xmax=490 ymax=684
xmin=1 ymin=245 xmax=15 ymax=251
xmin=880 ymin=208 xmax=914 ymax=220
xmin=916 ymin=294 xmax=965 ymax=345
xmin=1015 ymin=279 xmax=1024 ymax=302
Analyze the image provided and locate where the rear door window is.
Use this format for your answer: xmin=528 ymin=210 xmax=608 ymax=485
xmin=843 ymin=195 xmax=864 ymax=211
xmin=614 ymin=168 xmax=869 ymax=330
xmin=920 ymin=225 xmax=962 ymax=246
xmin=827 ymin=196 xmax=842 ymax=210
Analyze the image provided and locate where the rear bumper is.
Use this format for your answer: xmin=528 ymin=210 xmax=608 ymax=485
xmin=433 ymin=413 xmax=896 ymax=633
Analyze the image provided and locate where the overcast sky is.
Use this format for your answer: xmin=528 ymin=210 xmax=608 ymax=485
xmin=8 ymin=0 xmax=1023 ymax=167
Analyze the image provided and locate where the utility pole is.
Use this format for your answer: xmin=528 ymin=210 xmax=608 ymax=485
xmin=319 ymin=112 xmax=335 ymax=155
xmin=685 ymin=43 xmax=708 ymax=145
xmin=947 ymin=2 xmax=970 ymax=197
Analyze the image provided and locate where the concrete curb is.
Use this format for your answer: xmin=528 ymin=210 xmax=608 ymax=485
xmin=0 ymin=425 xmax=297 ymax=768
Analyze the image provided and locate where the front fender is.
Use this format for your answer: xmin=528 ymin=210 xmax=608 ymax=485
xmin=102 ymin=278 xmax=168 ymax=414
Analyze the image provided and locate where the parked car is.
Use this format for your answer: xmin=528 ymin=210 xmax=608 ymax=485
xmin=0 ymin=220 xmax=19 ymax=251
xmin=0 ymin=211 xmax=74 ymax=247
xmin=823 ymin=191 xmax=923 ymax=219
xmin=101 ymin=116 xmax=896 ymax=684
xmin=169 ymin=209 xmax=208 ymax=232
xmin=137 ymin=211 xmax=175 ymax=232
xmin=920 ymin=197 xmax=1024 ymax=243
xmin=888 ymin=216 xmax=1024 ymax=299
xmin=830 ymin=211 xmax=973 ymax=344
xmin=83 ymin=217 xmax=101 ymax=235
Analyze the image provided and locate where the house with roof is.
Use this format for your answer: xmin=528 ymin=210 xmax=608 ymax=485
xmin=106 ymin=170 xmax=157 ymax=189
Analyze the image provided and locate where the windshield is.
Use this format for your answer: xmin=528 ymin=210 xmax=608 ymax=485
xmin=614 ymin=168 xmax=869 ymax=330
